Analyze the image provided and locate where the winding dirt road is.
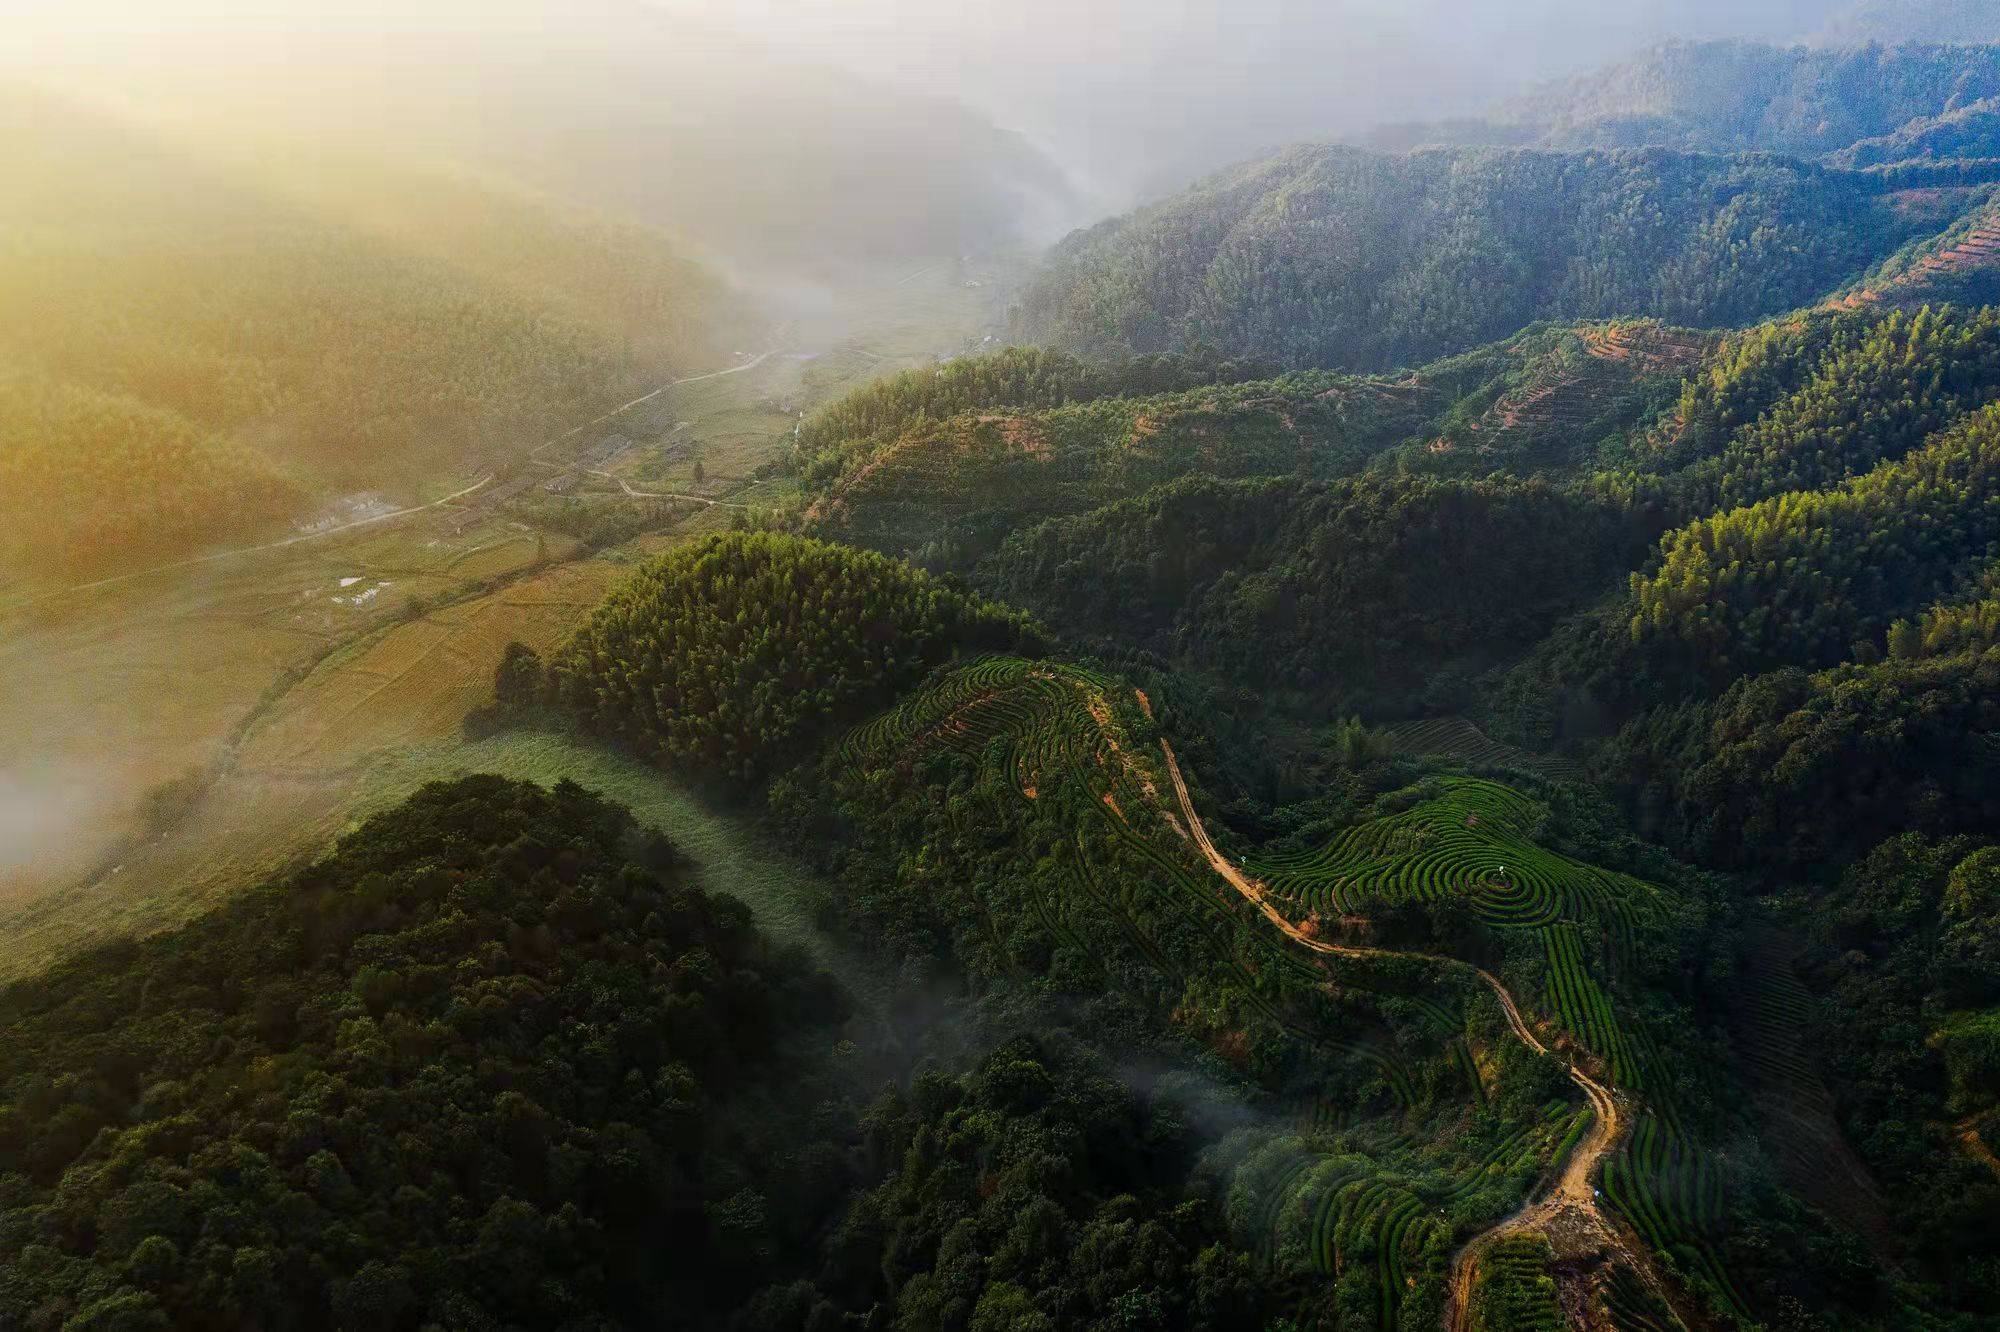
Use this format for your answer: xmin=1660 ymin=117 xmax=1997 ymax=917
xmin=582 ymin=468 xmax=748 ymax=508
xmin=1153 ymin=735 xmax=1696 ymax=1330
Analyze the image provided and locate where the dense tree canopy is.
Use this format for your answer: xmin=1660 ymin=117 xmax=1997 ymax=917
xmin=1606 ymin=644 xmax=2000 ymax=874
xmin=1660 ymin=306 xmax=2000 ymax=510
xmin=1629 ymin=402 xmax=2000 ymax=687
xmin=1015 ymin=146 xmax=1945 ymax=371
xmin=1796 ymin=832 xmax=2000 ymax=1304
xmin=981 ymin=473 xmax=1652 ymax=713
xmin=551 ymin=531 xmax=1038 ymax=782
xmin=747 ymin=1038 xmax=1282 ymax=1332
xmin=0 ymin=776 xmax=853 ymax=1330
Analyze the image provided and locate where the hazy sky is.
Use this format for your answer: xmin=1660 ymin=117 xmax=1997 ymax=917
xmin=4 ymin=0 xmax=1853 ymax=206
xmin=652 ymin=0 xmax=1848 ymax=195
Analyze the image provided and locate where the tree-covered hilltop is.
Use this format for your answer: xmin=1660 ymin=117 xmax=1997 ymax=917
xmin=549 ymin=530 xmax=1038 ymax=783
xmin=1604 ymin=646 xmax=2000 ymax=875
xmin=1440 ymin=40 xmax=2000 ymax=162
xmin=1628 ymin=403 xmax=2000 ymax=686
xmin=0 ymin=84 xmax=739 ymax=577
xmin=793 ymin=346 xmax=1271 ymax=500
xmin=979 ymin=473 xmax=1653 ymax=714
xmin=1013 ymin=145 xmax=1955 ymax=371
xmin=0 ymin=767 xmax=1301 ymax=1330
xmin=1645 ymin=306 xmax=2000 ymax=504
xmin=0 ymin=775 xmax=855 ymax=1330
xmin=750 ymin=1038 xmax=1281 ymax=1332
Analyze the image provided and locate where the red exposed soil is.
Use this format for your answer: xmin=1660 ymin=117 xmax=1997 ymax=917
xmin=1837 ymin=211 xmax=2000 ymax=308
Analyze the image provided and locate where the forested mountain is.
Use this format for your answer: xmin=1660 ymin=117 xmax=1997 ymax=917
xmin=1382 ymin=41 xmax=2000 ymax=162
xmin=773 ymin=300 xmax=2000 ymax=1324
xmin=0 ymin=376 xmax=300 ymax=579
xmin=1653 ymin=305 xmax=2000 ymax=504
xmin=0 ymin=85 xmax=739 ymax=577
xmin=548 ymin=532 xmax=1037 ymax=783
xmin=22 ymin=10 xmax=2000 ymax=1327
xmin=799 ymin=322 xmax=1701 ymax=572
xmin=1013 ymin=145 xmax=1958 ymax=370
xmin=1630 ymin=402 xmax=2000 ymax=686
xmin=981 ymin=473 xmax=1650 ymax=712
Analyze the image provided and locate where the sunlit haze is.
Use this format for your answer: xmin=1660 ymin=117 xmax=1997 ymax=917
xmin=5 ymin=2 xmax=2000 ymax=1327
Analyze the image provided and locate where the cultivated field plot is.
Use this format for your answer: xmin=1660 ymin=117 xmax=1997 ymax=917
xmin=0 ymin=506 xmax=545 ymax=897
xmin=238 ymin=555 xmax=623 ymax=774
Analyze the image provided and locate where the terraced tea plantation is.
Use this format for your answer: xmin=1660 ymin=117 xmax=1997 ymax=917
xmin=1381 ymin=716 xmax=1582 ymax=780
xmin=1241 ymin=770 xmax=1754 ymax=1313
xmin=832 ymin=655 xmax=1735 ymax=1325
xmin=1470 ymin=1232 xmax=1565 ymax=1329
xmin=808 ymin=373 xmax=1441 ymax=549
xmin=1251 ymin=777 xmax=1659 ymax=951
xmin=1602 ymin=1109 xmax=1744 ymax=1320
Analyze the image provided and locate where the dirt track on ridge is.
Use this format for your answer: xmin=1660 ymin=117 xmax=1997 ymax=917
xmin=1153 ymin=732 xmax=1699 ymax=1330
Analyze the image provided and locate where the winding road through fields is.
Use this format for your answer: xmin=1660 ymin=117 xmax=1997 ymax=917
xmin=581 ymin=468 xmax=749 ymax=508
xmin=1153 ymin=733 xmax=1698 ymax=1331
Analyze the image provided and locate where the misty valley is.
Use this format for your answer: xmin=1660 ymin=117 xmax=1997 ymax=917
xmin=8 ymin=3 xmax=2000 ymax=1330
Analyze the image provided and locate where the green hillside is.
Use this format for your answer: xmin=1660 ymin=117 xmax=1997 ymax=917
xmin=548 ymin=531 xmax=1037 ymax=783
xmin=776 ymin=300 xmax=2000 ymax=1321
xmin=800 ymin=321 xmax=1703 ymax=570
xmin=1014 ymin=145 xmax=1962 ymax=370
xmin=16 ymin=23 xmax=2000 ymax=1330
xmin=0 ymin=374 xmax=302 ymax=578
xmin=982 ymin=473 xmax=1648 ymax=712
xmin=0 ymin=776 xmax=855 ymax=1327
xmin=1495 ymin=40 xmax=2000 ymax=160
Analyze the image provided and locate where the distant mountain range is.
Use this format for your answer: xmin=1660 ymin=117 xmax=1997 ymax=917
xmin=1364 ymin=39 xmax=2000 ymax=161
xmin=1019 ymin=38 xmax=2000 ymax=371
